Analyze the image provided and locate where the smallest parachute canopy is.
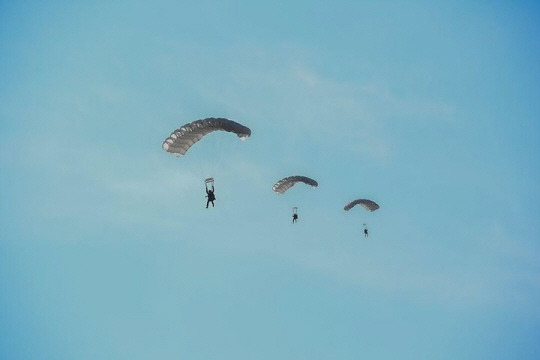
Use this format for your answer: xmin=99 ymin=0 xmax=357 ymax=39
xmin=273 ymin=176 xmax=318 ymax=195
xmin=344 ymin=199 xmax=379 ymax=212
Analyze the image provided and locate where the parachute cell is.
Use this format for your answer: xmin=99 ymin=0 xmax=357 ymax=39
xmin=344 ymin=199 xmax=379 ymax=212
xmin=162 ymin=118 xmax=251 ymax=156
xmin=272 ymin=176 xmax=318 ymax=194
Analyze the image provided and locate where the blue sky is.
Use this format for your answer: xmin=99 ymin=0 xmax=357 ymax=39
xmin=1 ymin=1 xmax=539 ymax=359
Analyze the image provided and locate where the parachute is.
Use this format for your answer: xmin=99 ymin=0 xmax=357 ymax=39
xmin=272 ymin=176 xmax=318 ymax=195
xmin=162 ymin=117 xmax=251 ymax=156
xmin=344 ymin=199 xmax=379 ymax=212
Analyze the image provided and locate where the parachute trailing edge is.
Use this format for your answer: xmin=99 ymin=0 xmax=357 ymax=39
xmin=273 ymin=176 xmax=318 ymax=195
xmin=344 ymin=199 xmax=379 ymax=212
xmin=162 ymin=117 xmax=251 ymax=156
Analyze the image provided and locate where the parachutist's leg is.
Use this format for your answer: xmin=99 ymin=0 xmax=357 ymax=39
xmin=206 ymin=199 xmax=210 ymax=208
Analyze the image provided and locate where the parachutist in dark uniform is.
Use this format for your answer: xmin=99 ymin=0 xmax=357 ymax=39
xmin=205 ymin=184 xmax=215 ymax=208
xmin=292 ymin=213 xmax=298 ymax=223
xmin=364 ymin=228 xmax=368 ymax=237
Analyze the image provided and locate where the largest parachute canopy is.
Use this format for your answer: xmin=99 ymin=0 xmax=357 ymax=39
xmin=162 ymin=117 xmax=251 ymax=156
xmin=344 ymin=199 xmax=379 ymax=212
xmin=273 ymin=176 xmax=318 ymax=194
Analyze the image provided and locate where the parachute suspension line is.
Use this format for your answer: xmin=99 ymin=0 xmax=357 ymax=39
xmin=197 ymin=136 xmax=219 ymax=193
xmin=203 ymin=125 xmax=239 ymax=185
xmin=193 ymin=153 xmax=210 ymax=190
xmin=211 ymin=130 xmax=226 ymax=181
xmin=203 ymin=130 xmax=227 ymax=189
xmin=202 ymin=133 xmax=216 ymax=183
xmin=194 ymin=131 xmax=215 ymax=183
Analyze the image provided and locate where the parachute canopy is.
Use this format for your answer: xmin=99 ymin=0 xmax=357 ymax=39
xmin=162 ymin=117 xmax=251 ymax=156
xmin=272 ymin=176 xmax=318 ymax=195
xmin=344 ymin=199 xmax=379 ymax=212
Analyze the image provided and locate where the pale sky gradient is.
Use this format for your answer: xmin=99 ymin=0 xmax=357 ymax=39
xmin=1 ymin=1 xmax=539 ymax=359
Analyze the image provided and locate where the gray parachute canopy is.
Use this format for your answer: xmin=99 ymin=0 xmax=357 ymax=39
xmin=272 ymin=176 xmax=318 ymax=194
xmin=162 ymin=117 xmax=251 ymax=156
xmin=344 ymin=199 xmax=379 ymax=212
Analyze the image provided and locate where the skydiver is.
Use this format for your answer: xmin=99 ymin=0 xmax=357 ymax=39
xmin=292 ymin=213 xmax=298 ymax=223
xmin=205 ymin=183 xmax=216 ymax=208
xmin=364 ymin=227 xmax=369 ymax=238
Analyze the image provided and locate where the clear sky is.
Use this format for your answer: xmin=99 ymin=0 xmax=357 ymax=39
xmin=1 ymin=1 xmax=539 ymax=359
